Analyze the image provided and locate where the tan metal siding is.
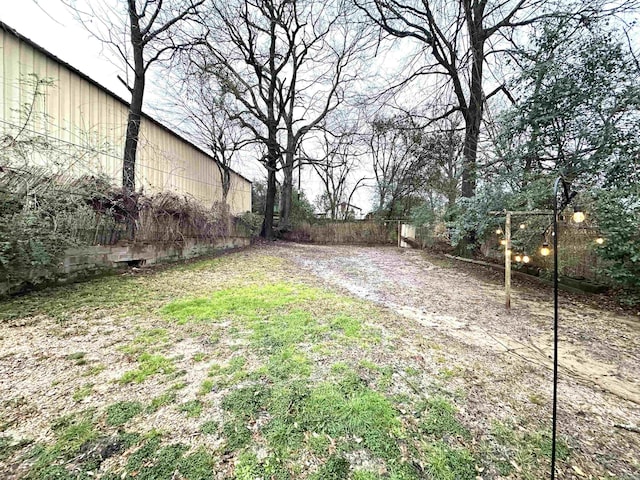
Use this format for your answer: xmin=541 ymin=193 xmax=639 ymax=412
xmin=1 ymin=28 xmax=251 ymax=214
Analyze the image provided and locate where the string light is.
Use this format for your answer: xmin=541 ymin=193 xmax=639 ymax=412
xmin=500 ymin=239 xmax=507 ymax=246
xmin=572 ymin=206 xmax=585 ymax=223
xmin=540 ymin=242 xmax=551 ymax=257
xmin=595 ymin=237 xmax=604 ymax=245
xmin=523 ymin=254 xmax=530 ymax=264
xmin=514 ymin=253 xmax=522 ymax=262
xmin=520 ymin=223 xmax=526 ymax=229
xmin=496 ymin=228 xmax=503 ymax=235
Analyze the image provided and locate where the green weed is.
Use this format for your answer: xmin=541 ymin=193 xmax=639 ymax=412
xmin=311 ymin=454 xmax=350 ymax=479
xmin=222 ymin=418 xmax=252 ymax=452
xmin=179 ymin=400 xmax=204 ymax=418
xmin=120 ymin=353 xmax=175 ymax=384
xmin=418 ymin=397 xmax=468 ymax=439
xmin=424 ymin=441 xmax=476 ymax=480
xmin=106 ymin=401 xmax=143 ymax=426
xmin=147 ymin=391 xmax=177 ymax=413
xmin=121 ymin=328 xmax=169 ymax=355
xmin=199 ymin=420 xmax=219 ymax=435
xmin=72 ymin=383 xmax=94 ymax=402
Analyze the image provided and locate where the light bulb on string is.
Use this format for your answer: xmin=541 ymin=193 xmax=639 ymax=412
xmin=540 ymin=242 xmax=551 ymax=257
xmin=522 ymin=254 xmax=530 ymax=264
xmin=519 ymin=223 xmax=526 ymax=230
xmin=514 ymin=253 xmax=522 ymax=263
xmin=595 ymin=237 xmax=604 ymax=245
xmin=572 ymin=206 xmax=585 ymax=223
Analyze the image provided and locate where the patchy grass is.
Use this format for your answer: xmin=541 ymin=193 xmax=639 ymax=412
xmin=120 ymin=353 xmax=175 ymax=384
xmin=72 ymin=383 xmax=94 ymax=402
xmin=179 ymin=400 xmax=204 ymax=418
xmin=485 ymin=420 xmax=571 ymax=478
xmin=0 ymin=274 xmax=154 ymax=321
xmin=121 ymin=328 xmax=170 ymax=355
xmin=1 ymin=249 xmax=586 ymax=479
xmin=161 ymin=283 xmax=325 ymax=324
xmin=147 ymin=391 xmax=177 ymax=413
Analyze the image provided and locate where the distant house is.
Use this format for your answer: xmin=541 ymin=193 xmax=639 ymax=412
xmin=338 ymin=202 xmax=363 ymax=220
xmin=0 ymin=22 xmax=251 ymax=214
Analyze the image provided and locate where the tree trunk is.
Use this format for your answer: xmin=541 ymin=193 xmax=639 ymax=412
xmin=279 ymin=155 xmax=294 ymax=231
xmin=461 ymin=27 xmax=484 ymax=199
xmin=123 ymin=84 xmax=144 ymax=193
xmin=122 ymin=3 xmax=145 ymax=239
xmin=261 ymin=161 xmax=277 ymax=239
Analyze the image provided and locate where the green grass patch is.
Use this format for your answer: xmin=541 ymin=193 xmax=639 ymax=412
xmin=72 ymin=383 xmax=94 ymax=402
xmin=25 ymin=411 xmax=98 ymax=478
xmin=487 ymin=421 xmax=570 ymax=478
xmin=193 ymin=352 xmax=208 ymax=362
xmin=424 ymin=441 xmax=477 ymax=480
xmin=199 ymin=379 xmax=214 ymax=396
xmin=179 ymin=400 xmax=204 ymax=418
xmin=147 ymin=391 xmax=177 ymax=413
xmin=0 ymin=274 xmax=153 ymax=322
xmin=418 ymin=396 xmax=468 ymax=439
xmin=120 ymin=353 xmax=175 ymax=384
xmin=330 ymin=314 xmax=362 ymax=338
xmin=162 ymin=283 xmax=324 ymax=324
xmin=263 ymin=347 xmax=311 ymax=380
xmin=121 ymin=328 xmax=169 ymax=355
xmin=199 ymin=420 xmax=219 ymax=435
xmin=106 ymin=401 xmax=143 ymax=426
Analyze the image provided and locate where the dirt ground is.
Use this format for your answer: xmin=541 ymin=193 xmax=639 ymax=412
xmin=266 ymin=242 xmax=640 ymax=476
xmin=0 ymin=241 xmax=638 ymax=479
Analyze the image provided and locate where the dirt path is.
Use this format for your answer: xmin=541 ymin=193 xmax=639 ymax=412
xmin=267 ymin=242 xmax=640 ymax=476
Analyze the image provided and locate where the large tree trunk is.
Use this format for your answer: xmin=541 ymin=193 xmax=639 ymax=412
xmin=279 ymin=165 xmax=293 ymax=231
xmin=279 ymin=137 xmax=295 ymax=231
xmin=461 ymin=17 xmax=484 ymax=199
xmin=261 ymin=161 xmax=277 ymax=239
xmin=261 ymin=120 xmax=279 ymax=239
xmin=122 ymin=3 xmax=145 ymax=239
xmin=123 ymin=83 xmax=144 ymax=193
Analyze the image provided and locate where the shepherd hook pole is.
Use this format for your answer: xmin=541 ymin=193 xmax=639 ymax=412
xmin=551 ymin=177 xmax=562 ymax=480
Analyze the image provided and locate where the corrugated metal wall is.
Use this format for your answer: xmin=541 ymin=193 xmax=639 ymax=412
xmin=0 ymin=27 xmax=251 ymax=214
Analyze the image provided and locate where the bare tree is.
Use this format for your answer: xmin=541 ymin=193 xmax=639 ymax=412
xmin=354 ymin=0 xmax=636 ymax=200
xmin=309 ymin=128 xmax=369 ymax=220
xmin=62 ymin=0 xmax=205 ymax=195
xmin=172 ymin=72 xmax=252 ymax=203
xmin=368 ymin=114 xmax=428 ymax=218
xmin=192 ymin=0 xmax=372 ymax=237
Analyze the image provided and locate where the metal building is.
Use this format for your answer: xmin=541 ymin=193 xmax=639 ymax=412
xmin=0 ymin=22 xmax=251 ymax=214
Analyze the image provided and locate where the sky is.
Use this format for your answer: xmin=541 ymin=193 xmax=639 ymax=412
xmin=0 ymin=0 xmax=378 ymax=213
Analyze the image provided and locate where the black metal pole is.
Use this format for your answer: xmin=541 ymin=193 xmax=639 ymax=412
xmin=551 ymin=177 xmax=562 ymax=480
